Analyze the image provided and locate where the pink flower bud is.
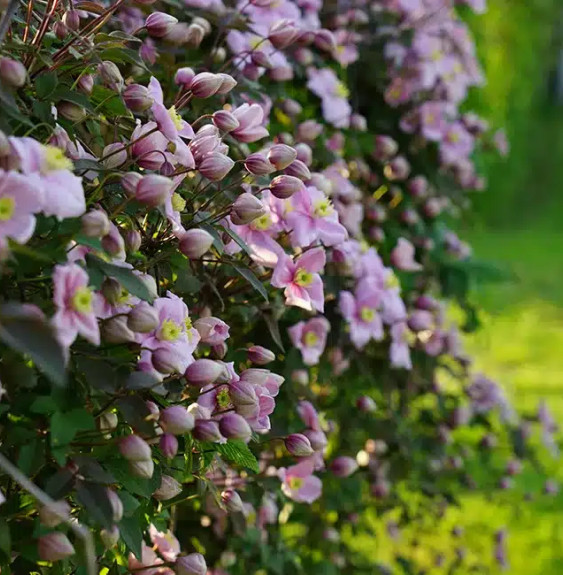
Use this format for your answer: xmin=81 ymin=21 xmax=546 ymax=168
xmin=81 ymin=209 xmax=110 ymax=238
xmin=239 ymin=368 xmax=270 ymax=386
xmin=62 ymin=10 xmax=80 ymax=31
xmin=121 ymin=172 xmax=143 ymax=197
xmin=284 ymin=159 xmax=311 ymax=181
xmin=244 ymin=152 xmax=275 ymax=175
xmin=387 ymin=156 xmax=410 ymax=180
xmin=215 ymin=73 xmax=237 ymax=95
xmin=230 ymin=381 xmax=259 ymax=418
xmin=57 ymin=101 xmax=86 ymax=122
xmin=212 ymin=110 xmax=239 ymax=132
xmin=190 ymin=72 xmax=222 ymax=98
xmin=251 ymin=50 xmax=273 ymax=69
xmin=123 ymin=84 xmax=154 ymax=112
xmin=175 ymin=67 xmax=195 ymax=87
xmin=294 ymin=143 xmax=312 ymax=166
xmin=330 ymin=456 xmax=358 ymax=478
xmin=102 ymin=316 xmax=136 ymax=344
xmin=212 ymin=342 xmax=228 ymax=359
xmin=230 ymin=193 xmax=266 ymax=225
xmin=160 ymin=433 xmax=178 ymax=458
xmin=247 ymin=345 xmax=275 ymax=365
xmin=193 ymin=419 xmax=223 ymax=442
xmin=193 ymin=316 xmax=229 ymax=345
xmin=291 ymin=369 xmax=309 ymax=385
xmin=294 ymin=47 xmax=314 ymax=65
xmin=285 ymin=433 xmax=314 ymax=457
xmin=153 ymin=474 xmax=182 ymax=500
xmin=130 ymin=459 xmax=154 ymax=478
xmin=98 ymin=411 xmax=118 ymax=436
xmin=185 ymin=358 xmax=223 ymax=387
xmin=119 ymin=434 xmax=152 ymax=461
xmin=268 ymin=19 xmax=299 ymax=49
xmin=505 ymin=459 xmax=522 ymax=476
xmin=160 ymin=405 xmax=195 ymax=435
xmin=106 ymin=488 xmax=123 ymax=522
xmin=176 ymin=553 xmax=207 ymax=575
xmin=314 ymin=29 xmax=337 ymax=52
xmin=281 ymin=98 xmax=302 ymax=117
xmin=269 ymin=174 xmax=304 ymax=199
xmin=371 ymin=479 xmax=390 ymax=498
xmin=151 ymin=347 xmax=185 ymax=374
xmin=145 ymin=12 xmax=178 ymax=38
xmin=350 ymin=113 xmax=367 ymax=131
xmin=185 ymin=23 xmax=205 ymax=47
xmin=100 ymin=525 xmax=120 ymax=548
xmin=198 ymin=151 xmax=234 ymax=181
xmin=97 ymin=61 xmax=123 ymax=92
xmin=407 ymin=310 xmax=433 ymax=332
xmin=304 ymin=429 xmax=328 ymax=451
xmin=297 ymin=120 xmax=323 ymax=142
xmin=0 ymin=58 xmax=26 ymax=88
xmin=125 ymin=229 xmax=141 ymax=253
xmin=356 ymin=396 xmax=377 ymax=413
xmin=39 ymin=500 xmax=71 ymax=527
xmin=219 ymin=413 xmax=252 ymax=443
xmin=54 ymin=21 xmax=68 ymax=39
xmin=269 ymin=65 xmax=293 ymax=82
xmin=221 ymin=488 xmax=243 ymax=512
xmin=424 ymin=197 xmax=442 ymax=218
xmin=102 ymin=142 xmax=127 ymax=169
xmin=78 ymin=74 xmax=94 ymax=95
xmin=179 ymin=228 xmax=214 ymax=259
xmin=127 ymin=302 xmax=159 ymax=333
xmin=408 ymin=175 xmax=428 ymax=197
xmin=374 ymin=135 xmax=398 ymax=160
xmin=267 ymin=144 xmax=297 ymax=170
xmin=38 ymin=533 xmax=75 ymax=562
xmin=136 ymin=174 xmax=173 ymax=207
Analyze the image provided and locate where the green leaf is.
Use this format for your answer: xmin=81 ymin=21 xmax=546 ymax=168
xmin=50 ymin=408 xmax=95 ymax=450
xmin=35 ymin=71 xmax=58 ymax=99
xmin=262 ymin=312 xmax=285 ymax=352
xmin=117 ymin=491 xmax=140 ymax=517
xmin=119 ymin=512 xmax=144 ymax=558
xmin=51 ymin=86 xmax=94 ymax=111
xmin=215 ymin=440 xmax=259 ymax=473
xmin=76 ymin=356 xmax=118 ymax=393
xmin=125 ymin=371 xmax=160 ymax=390
xmin=0 ymin=303 xmax=67 ymax=387
xmin=76 ymin=481 xmax=114 ymax=529
xmin=0 ymin=519 xmax=11 ymax=557
xmin=18 ymin=439 xmax=45 ymax=476
xmin=86 ymin=255 xmax=154 ymax=302
xmin=231 ymin=264 xmax=268 ymax=302
xmin=30 ymin=396 xmax=58 ymax=414
xmin=107 ymin=458 xmax=160 ymax=498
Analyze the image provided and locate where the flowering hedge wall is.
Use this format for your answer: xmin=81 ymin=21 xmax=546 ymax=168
xmin=0 ymin=0 xmax=558 ymax=573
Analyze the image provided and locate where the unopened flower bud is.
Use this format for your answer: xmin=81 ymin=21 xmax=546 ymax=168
xmin=245 ymin=152 xmax=275 ymax=175
xmin=154 ymin=474 xmax=182 ymax=500
xmin=102 ymin=142 xmax=127 ymax=169
xmin=350 ymin=113 xmax=367 ymax=131
xmin=356 ymin=396 xmax=377 ymax=413
xmin=179 ymin=228 xmax=214 ymax=259
xmin=231 ymin=193 xmax=266 ymax=225
xmin=81 ymin=209 xmax=110 ymax=238
xmin=221 ymin=489 xmax=243 ymax=512
xmin=77 ymin=74 xmax=94 ymax=95
xmin=176 ymin=553 xmax=207 ymax=575
xmin=270 ymin=174 xmax=304 ymax=199
xmin=175 ymin=67 xmax=195 ymax=87
xmin=285 ymin=433 xmax=314 ymax=457
xmin=101 ymin=277 xmax=122 ymax=305
xmin=268 ymin=20 xmax=299 ymax=49
xmin=100 ymin=525 xmax=120 ymax=548
xmin=230 ymin=381 xmax=259 ymax=418
xmin=124 ymin=229 xmax=141 ymax=253
xmin=281 ymin=98 xmax=302 ymax=117
xmin=267 ymin=144 xmax=297 ymax=170
xmin=304 ymin=429 xmax=328 ymax=451
xmin=62 ymin=10 xmax=80 ymax=31
xmin=97 ymin=61 xmax=124 ymax=92
xmin=387 ymin=156 xmax=410 ymax=180
xmin=58 ymin=101 xmax=86 ymax=122
xmin=130 ymin=459 xmax=154 ymax=478
xmin=151 ymin=347 xmax=184 ymax=374
xmin=251 ymin=50 xmax=273 ymax=69
xmin=127 ymin=302 xmax=159 ymax=333
xmin=190 ymin=72 xmax=222 ymax=98
xmin=145 ymin=12 xmax=178 ymax=38
xmin=121 ymin=172 xmax=143 ymax=197
xmin=294 ymin=143 xmax=312 ymax=166
xmin=119 ymin=434 xmax=152 ymax=461
xmin=193 ymin=419 xmax=223 ymax=442
xmin=39 ymin=500 xmax=71 ymax=527
xmin=297 ymin=120 xmax=323 ymax=141
xmin=102 ymin=316 xmax=136 ymax=344
xmin=98 ymin=411 xmax=118 ymax=434
xmin=212 ymin=342 xmax=228 ymax=359
xmin=38 ymin=533 xmax=75 ymax=562
xmin=215 ymin=73 xmax=237 ymax=95
xmin=247 ymin=345 xmax=275 ymax=365
xmin=212 ymin=110 xmax=239 ymax=132
xmin=314 ymin=29 xmax=337 ymax=52
xmin=198 ymin=152 xmax=234 ymax=181
xmin=219 ymin=413 xmax=252 ymax=443
xmin=136 ymin=174 xmax=173 ymax=207
xmin=54 ymin=21 xmax=68 ymax=39
xmin=185 ymin=23 xmax=205 ymax=47
xmin=160 ymin=406 xmax=195 ymax=435
xmin=284 ymin=159 xmax=311 ymax=181
xmin=408 ymin=310 xmax=433 ymax=332
xmin=105 ymin=489 xmax=123 ymax=522
xmin=0 ymin=58 xmax=26 ymax=88
xmin=240 ymin=368 xmax=269 ymax=386
xmin=374 ymin=135 xmax=398 ymax=160
xmin=185 ymin=358 xmax=223 ymax=387
xmin=123 ymin=84 xmax=153 ymax=112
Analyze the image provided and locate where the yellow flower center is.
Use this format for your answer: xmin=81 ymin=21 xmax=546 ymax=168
xmin=385 ymin=272 xmax=400 ymax=290
xmin=431 ymin=49 xmax=442 ymax=62
xmin=252 ymin=214 xmax=272 ymax=231
xmin=288 ymin=477 xmax=304 ymax=490
xmin=0 ymin=197 xmax=15 ymax=221
xmin=171 ymin=193 xmax=186 ymax=212
xmin=335 ymin=82 xmax=349 ymax=99
xmin=159 ymin=319 xmax=182 ymax=341
xmin=313 ymin=198 xmax=333 ymax=218
xmin=249 ymin=36 xmax=263 ymax=50
xmin=294 ymin=268 xmax=313 ymax=287
xmin=117 ymin=288 xmax=130 ymax=305
xmin=72 ymin=286 xmax=93 ymax=313
xmin=360 ymin=307 xmax=376 ymax=322
xmin=303 ymin=331 xmax=319 ymax=347
xmin=43 ymin=145 xmax=73 ymax=172
xmin=448 ymin=131 xmax=460 ymax=143
xmin=216 ymin=387 xmax=231 ymax=410
xmin=168 ymin=106 xmax=184 ymax=131
xmin=359 ymin=240 xmax=370 ymax=253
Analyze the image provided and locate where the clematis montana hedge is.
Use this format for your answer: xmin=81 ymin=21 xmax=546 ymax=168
xmin=0 ymin=0 xmax=557 ymax=574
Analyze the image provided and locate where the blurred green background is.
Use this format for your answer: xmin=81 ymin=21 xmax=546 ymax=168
xmin=452 ymin=0 xmax=563 ymax=571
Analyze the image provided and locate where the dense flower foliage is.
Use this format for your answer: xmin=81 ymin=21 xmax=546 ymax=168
xmin=0 ymin=0 xmax=557 ymax=573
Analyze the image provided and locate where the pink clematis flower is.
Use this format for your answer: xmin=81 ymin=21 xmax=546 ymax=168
xmin=148 ymin=524 xmax=180 ymax=563
xmin=285 ymin=186 xmax=348 ymax=248
xmin=148 ymin=77 xmax=194 ymax=141
xmin=271 ymin=247 xmax=326 ymax=312
xmin=279 ymin=459 xmax=322 ymax=504
xmin=306 ymin=68 xmax=351 ymax=128
xmin=52 ymin=263 xmax=100 ymax=348
xmin=0 ymin=170 xmax=42 ymax=244
xmin=297 ymin=400 xmax=321 ymax=431
xmin=288 ymin=316 xmax=330 ymax=365
xmin=390 ymin=322 xmax=412 ymax=369
xmin=230 ymin=104 xmax=269 ymax=143
xmin=128 ymin=542 xmax=173 ymax=575
xmin=440 ymin=122 xmax=474 ymax=165
xmin=339 ymin=281 xmax=384 ymax=350
xmin=390 ymin=238 xmax=423 ymax=271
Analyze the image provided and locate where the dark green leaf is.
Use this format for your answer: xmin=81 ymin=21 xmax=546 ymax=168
xmin=117 ymin=396 xmax=154 ymax=435
xmin=215 ymin=440 xmax=259 ymax=473
xmin=231 ymin=264 xmax=268 ymax=301
xmin=44 ymin=468 xmax=75 ymax=499
xmin=117 ymin=491 xmax=140 ymax=517
xmin=107 ymin=458 xmax=160 ymax=498
xmin=35 ymin=71 xmax=58 ymax=99
xmin=0 ymin=303 xmax=67 ymax=387
xmin=50 ymin=408 xmax=95 ymax=449
xmin=76 ymin=481 xmax=114 ymax=529
xmin=74 ymin=456 xmax=115 ymax=484
xmin=262 ymin=312 xmax=285 ymax=352
xmin=30 ymin=396 xmax=58 ymax=414
xmin=119 ymin=512 xmax=144 ymax=558
xmin=76 ymin=356 xmax=118 ymax=392
xmin=125 ymin=371 xmax=160 ymax=390
xmin=51 ymin=87 xmax=94 ymax=111
xmin=18 ymin=439 xmax=45 ymax=476
xmin=0 ymin=519 xmax=10 ymax=556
